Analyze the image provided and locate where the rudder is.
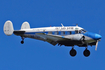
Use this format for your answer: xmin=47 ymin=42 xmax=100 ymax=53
xmin=21 ymin=22 xmax=30 ymax=29
xmin=3 ymin=20 xmax=14 ymax=36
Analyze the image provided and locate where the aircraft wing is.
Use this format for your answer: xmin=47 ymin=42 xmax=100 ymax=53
xmin=36 ymin=33 xmax=70 ymax=46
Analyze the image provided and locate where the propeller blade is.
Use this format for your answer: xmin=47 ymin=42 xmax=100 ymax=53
xmin=95 ymin=41 xmax=99 ymax=51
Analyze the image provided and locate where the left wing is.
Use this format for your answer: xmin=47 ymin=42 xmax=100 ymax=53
xmin=36 ymin=33 xmax=70 ymax=46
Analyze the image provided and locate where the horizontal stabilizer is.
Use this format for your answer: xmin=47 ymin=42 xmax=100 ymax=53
xmin=13 ymin=31 xmax=25 ymax=35
xmin=3 ymin=20 xmax=14 ymax=36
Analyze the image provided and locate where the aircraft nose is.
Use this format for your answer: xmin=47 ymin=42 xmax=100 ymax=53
xmin=95 ymin=34 xmax=102 ymax=40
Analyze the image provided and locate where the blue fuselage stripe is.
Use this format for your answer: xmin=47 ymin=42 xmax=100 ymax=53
xmin=25 ymin=31 xmax=100 ymax=40
xmin=25 ymin=31 xmax=76 ymax=35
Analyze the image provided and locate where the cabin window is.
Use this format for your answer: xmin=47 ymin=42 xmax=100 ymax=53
xmin=72 ymin=31 xmax=75 ymax=34
xmin=61 ymin=31 xmax=65 ymax=35
xmin=65 ymin=31 xmax=68 ymax=35
xmin=67 ymin=31 xmax=71 ymax=35
xmin=48 ymin=32 xmax=52 ymax=34
xmin=55 ymin=31 xmax=59 ymax=35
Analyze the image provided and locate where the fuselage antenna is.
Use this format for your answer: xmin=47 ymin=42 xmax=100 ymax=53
xmin=76 ymin=24 xmax=78 ymax=26
xmin=61 ymin=23 xmax=64 ymax=27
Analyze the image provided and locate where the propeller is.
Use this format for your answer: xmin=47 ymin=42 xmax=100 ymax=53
xmin=95 ymin=40 xmax=99 ymax=51
xmin=80 ymin=36 xmax=85 ymax=44
xmin=95 ymin=30 xmax=101 ymax=51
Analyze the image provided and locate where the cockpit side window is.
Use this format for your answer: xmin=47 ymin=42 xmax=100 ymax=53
xmin=79 ymin=30 xmax=81 ymax=33
xmin=75 ymin=30 xmax=79 ymax=34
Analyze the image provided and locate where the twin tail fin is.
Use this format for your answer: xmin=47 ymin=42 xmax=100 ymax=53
xmin=3 ymin=20 xmax=14 ymax=36
xmin=3 ymin=20 xmax=30 ymax=36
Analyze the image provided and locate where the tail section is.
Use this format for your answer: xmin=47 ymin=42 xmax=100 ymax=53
xmin=21 ymin=22 xmax=30 ymax=29
xmin=3 ymin=20 xmax=14 ymax=36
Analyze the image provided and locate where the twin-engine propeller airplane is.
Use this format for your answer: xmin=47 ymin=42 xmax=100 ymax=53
xmin=3 ymin=20 xmax=102 ymax=57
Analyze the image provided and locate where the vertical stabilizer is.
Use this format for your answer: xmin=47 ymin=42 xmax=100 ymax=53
xmin=21 ymin=22 xmax=30 ymax=29
xmin=3 ymin=20 xmax=14 ymax=36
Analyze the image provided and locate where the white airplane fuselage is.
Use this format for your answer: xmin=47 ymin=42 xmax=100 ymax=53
xmin=14 ymin=26 xmax=101 ymax=47
xmin=3 ymin=20 xmax=102 ymax=57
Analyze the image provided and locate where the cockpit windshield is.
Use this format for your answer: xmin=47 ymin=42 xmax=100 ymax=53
xmin=81 ymin=29 xmax=87 ymax=32
xmin=79 ymin=29 xmax=87 ymax=33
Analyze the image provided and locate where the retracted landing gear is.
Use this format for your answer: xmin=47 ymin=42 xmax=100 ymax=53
xmin=21 ymin=37 xmax=24 ymax=44
xmin=83 ymin=48 xmax=90 ymax=57
xmin=69 ymin=48 xmax=77 ymax=57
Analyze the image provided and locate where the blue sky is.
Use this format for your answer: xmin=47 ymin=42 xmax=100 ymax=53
xmin=0 ymin=0 xmax=105 ymax=70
